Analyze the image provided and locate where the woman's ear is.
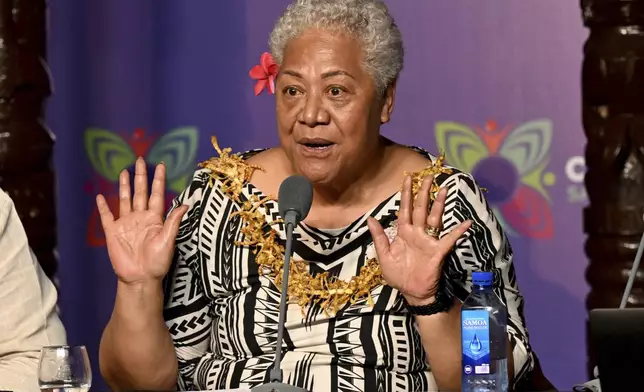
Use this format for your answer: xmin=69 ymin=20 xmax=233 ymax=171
xmin=380 ymin=81 xmax=397 ymax=124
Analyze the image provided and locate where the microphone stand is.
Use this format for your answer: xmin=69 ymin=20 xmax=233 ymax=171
xmin=620 ymin=216 xmax=644 ymax=308
xmin=251 ymin=217 xmax=308 ymax=392
xmin=580 ymin=213 xmax=644 ymax=388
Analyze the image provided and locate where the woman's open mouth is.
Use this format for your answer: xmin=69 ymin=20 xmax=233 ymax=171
xmin=298 ymin=138 xmax=335 ymax=156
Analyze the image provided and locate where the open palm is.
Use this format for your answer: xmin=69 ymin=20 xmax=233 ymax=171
xmin=367 ymin=175 xmax=471 ymax=305
xmin=96 ymin=158 xmax=187 ymax=284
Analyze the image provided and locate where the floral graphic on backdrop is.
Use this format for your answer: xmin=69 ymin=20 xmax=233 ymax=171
xmin=435 ymin=119 xmax=555 ymax=239
xmin=83 ymin=127 xmax=199 ymax=246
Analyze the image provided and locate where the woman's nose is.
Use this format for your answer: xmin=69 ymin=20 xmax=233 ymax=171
xmin=299 ymin=94 xmax=330 ymax=127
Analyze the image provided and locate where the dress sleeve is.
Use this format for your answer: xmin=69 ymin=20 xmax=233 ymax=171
xmin=438 ymin=171 xmax=535 ymax=386
xmin=163 ymin=170 xmax=213 ymax=390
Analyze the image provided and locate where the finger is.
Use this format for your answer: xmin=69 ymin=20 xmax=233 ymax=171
xmin=398 ymin=175 xmax=413 ymax=225
xmin=96 ymin=194 xmax=114 ymax=229
xmin=427 ymin=187 xmax=448 ymax=230
xmin=367 ymin=217 xmax=391 ymax=259
xmin=118 ymin=169 xmax=132 ymax=217
xmin=439 ymin=220 xmax=472 ymax=253
xmin=132 ymin=157 xmax=149 ymax=211
xmin=412 ymin=175 xmax=433 ymax=227
xmin=148 ymin=163 xmax=166 ymax=216
xmin=162 ymin=205 xmax=189 ymax=243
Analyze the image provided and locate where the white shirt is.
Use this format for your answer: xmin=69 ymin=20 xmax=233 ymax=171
xmin=0 ymin=189 xmax=67 ymax=391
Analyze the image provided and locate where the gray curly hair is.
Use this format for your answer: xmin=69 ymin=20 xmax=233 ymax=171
xmin=269 ymin=0 xmax=404 ymax=94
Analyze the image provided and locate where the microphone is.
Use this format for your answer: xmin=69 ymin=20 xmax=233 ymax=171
xmin=278 ymin=175 xmax=313 ymax=227
xmin=251 ymin=175 xmax=313 ymax=392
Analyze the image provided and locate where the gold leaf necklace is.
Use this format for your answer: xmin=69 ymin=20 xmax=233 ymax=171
xmin=199 ymin=137 xmax=450 ymax=316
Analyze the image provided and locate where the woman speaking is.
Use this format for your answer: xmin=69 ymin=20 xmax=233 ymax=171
xmin=97 ymin=0 xmax=534 ymax=391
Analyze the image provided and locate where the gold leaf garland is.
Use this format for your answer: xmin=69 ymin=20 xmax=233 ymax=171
xmin=405 ymin=152 xmax=453 ymax=201
xmin=199 ymin=138 xmax=451 ymax=316
xmin=198 ymin=136 xmax=263 ymax=201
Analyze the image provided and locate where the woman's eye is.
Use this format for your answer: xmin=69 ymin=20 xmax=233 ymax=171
xmin=329 ymin=87 xmax=342 ymax=96
xmin=286 ymin=87 xmax=299 ymax=96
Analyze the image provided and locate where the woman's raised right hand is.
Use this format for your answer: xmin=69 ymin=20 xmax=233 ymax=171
xmin=96 ymin=158 xmax=188 ymax=285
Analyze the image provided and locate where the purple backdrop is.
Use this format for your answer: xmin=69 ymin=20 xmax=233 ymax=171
xmin=48 ymin=1 xmax=588 ymax=390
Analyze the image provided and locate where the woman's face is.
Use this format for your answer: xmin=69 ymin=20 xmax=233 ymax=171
xmin=275 ymin=29 xmax=395 ymax=186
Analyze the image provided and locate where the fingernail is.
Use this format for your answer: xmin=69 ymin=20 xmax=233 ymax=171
xmin=160 ymin=161 xmax=165 ymax=166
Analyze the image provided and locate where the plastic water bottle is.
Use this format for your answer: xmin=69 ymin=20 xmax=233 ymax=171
xmin=461 ymin=271 xmax=509 ymax=392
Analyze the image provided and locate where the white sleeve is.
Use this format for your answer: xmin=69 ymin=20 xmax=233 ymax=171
xmin=0 ymin=189 xmax=67 ymax=392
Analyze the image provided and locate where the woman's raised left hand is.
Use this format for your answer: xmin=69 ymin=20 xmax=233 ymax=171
xmin=367 ymin=175 xmax=472 ymax=306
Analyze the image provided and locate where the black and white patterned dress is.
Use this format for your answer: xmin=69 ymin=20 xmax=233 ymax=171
xmin=163 ymin=147 xmax=534 ymax=391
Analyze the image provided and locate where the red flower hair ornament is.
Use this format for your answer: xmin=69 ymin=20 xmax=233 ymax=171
xmin=249 ymin=52 xmax=279 ymax=95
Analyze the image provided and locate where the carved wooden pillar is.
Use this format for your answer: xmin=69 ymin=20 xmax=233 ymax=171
xmin=0 ymin=0 xmax=57 ymax=279
xmin=581 ymin=0 xmax=644 ymax=374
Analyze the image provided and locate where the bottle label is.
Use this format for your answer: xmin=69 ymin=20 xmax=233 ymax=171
xmin=461 ymin=309 xmax=492 ymax=376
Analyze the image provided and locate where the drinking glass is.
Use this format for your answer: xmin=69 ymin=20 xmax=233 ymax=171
xmin=38 ymin=345 xmax=92 ymax=392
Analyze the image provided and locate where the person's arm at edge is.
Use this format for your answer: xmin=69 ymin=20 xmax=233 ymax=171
xmin=0 ymin=189 xmax=67 ymax=392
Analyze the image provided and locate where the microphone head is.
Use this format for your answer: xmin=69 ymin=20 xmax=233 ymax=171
xmin=278 ymin=175 xmax=313 ymax=224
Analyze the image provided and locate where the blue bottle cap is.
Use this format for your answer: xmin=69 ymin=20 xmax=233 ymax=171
xmin=472 ymin=271 xmax=494 ymax=287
